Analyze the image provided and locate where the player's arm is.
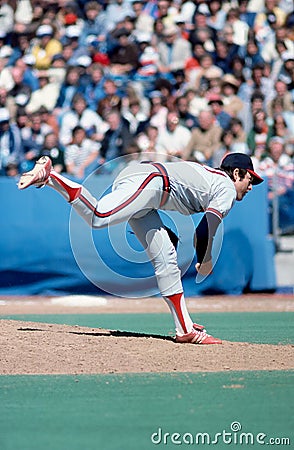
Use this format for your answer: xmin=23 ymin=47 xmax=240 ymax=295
xmin=194 ymin=211 xmax=222 ymax=276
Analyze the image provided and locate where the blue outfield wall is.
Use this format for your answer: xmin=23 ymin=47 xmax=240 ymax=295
xmin=0 ymin=174 xmax=276 ymax=296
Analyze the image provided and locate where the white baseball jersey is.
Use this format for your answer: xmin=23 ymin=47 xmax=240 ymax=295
xmin=161 ymin=161 xmax=237 ymax=219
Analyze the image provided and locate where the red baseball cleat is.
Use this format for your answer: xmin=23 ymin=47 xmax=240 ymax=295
xmin=18 ymin=156 xmax=52 ymax=190
xmin=176 ymin=323 xmax=222 ymax=345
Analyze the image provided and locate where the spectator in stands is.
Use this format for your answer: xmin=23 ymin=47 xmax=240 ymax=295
xmin=20 ymin=54 xmax=40 ymax=93
xmin=268 ymin=79 xmax=294 ymax=117
xmin=156 ymin=111 xmax=192 ymax=160
xmin=130 ymin=0 xmax=154 ymax=34
xmin=246 ymin=64 xmax=275 ymax=110
xmin=208 ymin=94 xmax=232 ymax=130
xmin=221 ymin=74 xmax=244 ymax=118
xmin=108 ymin=27 xmax=139 ymax=76
xmin=247 ymin=109 xmax=274 ymax=161
xmin=25 ymin=69 xmax=60 ymax=114
xmin=133 ymin=31 xmax=159 ymax=93
xmin=188 ymin=24 xmax=214 ymax=55
xmin=20 ymin=110 xmax=53 ymax=172
xmin=148 ymin=91 xmax=168 ymax=133
xmin=258 ymin=136 xmax=294 ymax=235
xmin=59 ymin=93 xmax=106 ymax=147
xmin=254 ymin=0 xmax=287 ymax=48
xmin=213 ymin=41 xmax=233 ymax=75
xmin=190 ymin=6 xmax=212 ymax=44
xmin=269 ymin=39 xmax=291 ymax=83
xmin=271 ymin=114 xmax=294 ymax=156
xmin=0 ymin=1 xmax=14 ymax=38
xmin=173 ymin=14 xmax=189 ymax=41
xmin=0 ymin=59 xmax=15 ymax=93
xmin=83 ymin=63 xmax=106 ymax=111
xmin=61 ymin=28 xmax=82 ymax=65
xmin=8 ymin=33 xmax=33 ymax=67
xmin=172 ymin=69 xmax=189 ymax=97
xmin=64 ymin=125 xmax=100 ymax=179
xmin=97 ymin=77 xmax=123 ymax=118
xmin=261 ymin=24 xmax=294 ymax=67
xmin=184 ymin=42 xmax=204 ymax=85
xmin=250 ymin=90 xmax=266 ymax=117
xmin=217 ymin=24 xmax=239 ymax=61
xmin=38 ymin=106 xmax=59 ymax=138
xmin=18 ymin=2 xmax=43 ymax=36
xmin=6 ymin=65 xmax=31 ymax=119
xmin=15 ymin=106 xmax=29 ymax=132
xmin=144 ymin=0 xmax=172 ymax=26
xmin=38 ymin=132 xmax=65 ymax=174
xmin=105 ymin=0 xmax=134 ymax=33
xmin=0 ymin=107 xmax=23 ymax=176
xmin=151 ymin=17 xmax=165 ymax=48
xmin=212 ymin=129 xmax=235 ymax=168
xmin=157 ymin=24 xmax=192 ymax=77
xmin=189 ymin=53 xmax=223 ymax=92
xmin=225 ymin=7 xmax=249 ymax=48
xmin=278 ymin=52 xmax=294 ymax=92
xmin=54 ymin=66 xmax=82 ymax=115
xmin=49 ymin=53 xmax=67 ymax=86
xmin=243 ymin=39 xmax=264 ymax=77
xmin=229 ymin=55 xmax=246 ymax=81
xmin=0 ymin=87 xmax=9 ymax=111
xmin=99 ymin=109 xmax=133 ymax=164
xmin=153 ymin=77 xmax=175 ymax=111
xmin=31 ymin=25 xmax=62 ymax=70
xmin=79 ymin=1 xmax=107 ymax=48
xmin=183 ymin=109 xmax=222 ymax=164
xmin=205 ymin=66 xmax=224 ymax=98
xmin=206 ymin=0 xmax=226 ymax=32
xmin=136 ymin=124 xmax=159 ymax=160
xmin=175 ymin=95 xmax=198 ymax=130
xmin=229 ymin=117 xmax=249 ymax=154
xmin=121 ymin=98 xmax=149 ymax=136
xmin=238 ymin=0 xmax=256 ymax=28
xmin=186 ymin=86 xmax=208 ymax=118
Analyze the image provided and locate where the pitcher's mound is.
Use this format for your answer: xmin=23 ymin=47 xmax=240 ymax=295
xmin=1 ymin=320 xmax=293 ymax=375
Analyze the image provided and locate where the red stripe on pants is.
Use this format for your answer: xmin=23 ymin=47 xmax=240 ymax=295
xmin=166 ymin=293 xmax=187 ymax=334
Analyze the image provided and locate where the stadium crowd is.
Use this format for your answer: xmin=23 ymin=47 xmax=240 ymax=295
xmin=0 ymin=0 xmax=293 ymax=232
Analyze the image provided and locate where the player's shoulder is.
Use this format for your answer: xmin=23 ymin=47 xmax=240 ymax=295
xmin=189 ymin=162 xmax=231 ymax=183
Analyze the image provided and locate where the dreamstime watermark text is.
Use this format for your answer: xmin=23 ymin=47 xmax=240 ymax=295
xmin=151 ymin=422 xmax=291 ymax=446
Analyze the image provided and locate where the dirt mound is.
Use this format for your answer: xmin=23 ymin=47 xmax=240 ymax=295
xmin=1 ymin=320 xmax=293 ymax=375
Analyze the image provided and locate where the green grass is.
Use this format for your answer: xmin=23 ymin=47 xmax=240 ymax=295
xmin=0 ymin=371 xmax=293 ymax=450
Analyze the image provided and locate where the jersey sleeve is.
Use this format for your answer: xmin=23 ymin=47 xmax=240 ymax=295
xmin=206 ymin=187 xmax=236 ymax=219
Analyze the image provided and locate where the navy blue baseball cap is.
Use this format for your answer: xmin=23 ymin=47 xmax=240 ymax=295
xmin=221 ymin=153 xmax=264 ymax=185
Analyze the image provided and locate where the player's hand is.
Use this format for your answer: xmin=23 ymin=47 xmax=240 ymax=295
xmin=195 ymin=260 xmax=213 ymax=276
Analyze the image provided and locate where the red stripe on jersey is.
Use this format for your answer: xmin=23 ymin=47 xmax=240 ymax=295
xmin=79 ymin=172 xmax=162 ymax=218
xmin=203 ymin=166 xmax=227 ymax=177
xmin=206 ymin=208 xmax=223 ymax=219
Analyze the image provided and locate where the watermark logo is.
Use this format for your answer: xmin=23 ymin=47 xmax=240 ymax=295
xmin=151 ymin=422 xmax=291 ymax=446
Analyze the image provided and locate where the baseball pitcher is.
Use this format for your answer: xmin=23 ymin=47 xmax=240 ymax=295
xmin=18 ymin=153 xmax=263 ymax=344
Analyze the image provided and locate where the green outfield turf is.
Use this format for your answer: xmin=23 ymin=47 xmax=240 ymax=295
xmin=2 ymin=312 xmax=294 ymax=344
xmin=0 ymin=371 xmax=293 ymax=450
